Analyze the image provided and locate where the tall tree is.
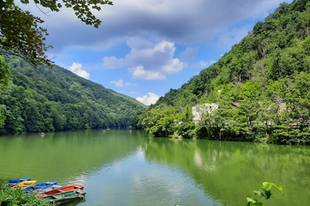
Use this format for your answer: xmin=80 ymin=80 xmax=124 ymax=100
xmin=0 ymin=0 xmax=113 ymax=83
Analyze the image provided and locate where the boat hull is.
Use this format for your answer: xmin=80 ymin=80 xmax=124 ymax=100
xmin=7 ymin=178 xmax=31 ymax=187
xmin=24 ymin=181 xmax=58 ymax=194
xmin=12 ymin=180 xmax=37 ymax=188
xmin=46 ymin=190 xmax=86 ymax=205
xmin=36 ymin=184 xmax=84 ymax=198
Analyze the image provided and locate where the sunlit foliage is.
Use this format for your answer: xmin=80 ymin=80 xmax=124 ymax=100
xmin=138 ymin=0 xmax=310 ymax=144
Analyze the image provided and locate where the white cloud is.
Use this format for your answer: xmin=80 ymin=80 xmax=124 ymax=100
xmin=126 ymin=82 xmax=137 ymax=86
xmin=103 ymin=56 xmax=126 ymax=69
xmin=190 ymin=60 xmax=216 ymax=69
xmin=68 ymin=62 xmax=90 ymax=79
xmin=26 ymin=0 xmax=292 ymax=53
xmin=110 ymin=80 xmax=138 ymax=87
xmin=130 ymin=66 xmax=166 ymax=80
xmin=104 ymin=40 xmax=184 ymax=80
xmin=161 ymin=58 xmax=184 ymax=74
xmin=199 ymin=61 xmax=208 ymax=68
xmin=110 ymin=79 xmax=124 ymax=87
xmin=136 ymin=92 xmax=161 ymax=105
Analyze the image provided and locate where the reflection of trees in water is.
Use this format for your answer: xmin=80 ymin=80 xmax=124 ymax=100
xmin=144 ymin=138 xmax=310 ymax=205
xmin=0 ymin=130 xmax=147 ymax=184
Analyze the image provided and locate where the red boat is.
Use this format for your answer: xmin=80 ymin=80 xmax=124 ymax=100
xmin=36 ymin=184 xmax=84 ymax=198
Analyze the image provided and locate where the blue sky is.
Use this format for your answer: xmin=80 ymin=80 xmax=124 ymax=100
xmin=21 ymin=0 xmax=293 ymax=105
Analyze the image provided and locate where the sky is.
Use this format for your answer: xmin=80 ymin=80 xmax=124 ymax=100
xmin=20 ymin=0 xmax=293 ymax=105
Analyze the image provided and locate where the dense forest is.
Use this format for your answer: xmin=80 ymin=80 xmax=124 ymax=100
xmin=0 ymin=56 xmax=147 ymax=134
xmin=135 ymin=0 xmax=310 ymax=144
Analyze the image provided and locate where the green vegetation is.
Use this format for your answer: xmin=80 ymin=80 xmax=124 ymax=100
xmin=0 ymin=55 xmax=147 ymax=134
xmin=0 ymin=0 xmax=113 ymax=69
xmin=247 ymin=182 xmax=284 ymax=206
xmin=0 ymin=183 xmax=51 ymax=206
xmin=136 ymin=0 xmax=310 ymax=144
xmin=0 ymin=1 xmax=140 ymax=135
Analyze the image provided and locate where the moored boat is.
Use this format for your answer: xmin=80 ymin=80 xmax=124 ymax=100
xmin=7 ymin=178 xmax=31 ymax=187
xmin=36 ymin=184 xmax=84 ymax=198
xmin=44 ymin=189 xmax=86 ymax=205
xmin=12 ymin=180 xmax=37 ymax=189
xmin=24 ymin=181 xmax=58 ymax=194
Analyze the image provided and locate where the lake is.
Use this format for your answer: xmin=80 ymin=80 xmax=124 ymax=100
xmin=0 ymin=129 xmax=310 ymax=206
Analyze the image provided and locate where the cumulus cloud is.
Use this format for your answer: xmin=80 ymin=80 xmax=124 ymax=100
xmin=110 ymin=79 xmax=138 ymax=87
xmin=24 ymin=0 xmax=292 ymax=54
xmin=190 ymin=60 xmax=217 ymax=70
xmin=198 ymin=61 xmax=208 ymax=68
xmin=68 ymin=62 xmax=90 ymax=79
xmin=136 ymin=92 xmax=161 ymax=105
xmin=110 ymin=79 xmax=124 ymax=87
xmin=130 ymin=66 xmax=166 ymax=80
xmin=104 ymin=40 xmax=184 ymax=80
xmin=126 ymin=82 xmax=138 ymax=86
xmin=103 ymin=56 xmax=126 ymax=69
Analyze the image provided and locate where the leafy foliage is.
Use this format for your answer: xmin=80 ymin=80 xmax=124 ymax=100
xmin=0 ymin=183 xmax=51 ymax=206
xmin=20 ymin=0 xmax=113 ymax=28
xmin=246 ymin=182 xmax=284 ymax=206
xmin=0 ymin=56 xmax=147 ymax=134
xmin=138 ymin=0 xmax=310 ymax=144
xmin=141 ymin=106 xmax=177 ymax=137
xmin=0 ymin=3 xmax=51 ymax=66
xmin=0 ymin=55 xmax=9 ymax=85
xmin=0 ymin=0 xmax=113 ymax=83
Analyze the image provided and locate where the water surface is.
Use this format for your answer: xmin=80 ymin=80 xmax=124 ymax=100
xmin=1 ymin=130 xmax=310 ymax=205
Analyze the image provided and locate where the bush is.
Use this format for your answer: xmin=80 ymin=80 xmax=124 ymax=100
xmin=0 ymin=183 xmax=51 ymax=206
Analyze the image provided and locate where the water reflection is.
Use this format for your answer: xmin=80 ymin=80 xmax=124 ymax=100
xmin=143 ymin=138 xmax=310 ymax=205
xmin=0 ymin=130 xmax=145 ymax=184
xmin=1 ymin=131 xmax=310 ymax=205
xmin=83 ymin=145 xmax=219 ymax=206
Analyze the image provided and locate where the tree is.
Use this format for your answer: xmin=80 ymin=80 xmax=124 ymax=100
xmin=0 ymin=105 xmax=6 ymax=129
xmin=142 ymin=106 xmax=177 ymax=137
xmin=0 ymin=0 xmax=113 ymax=83
xmin=177 ymin=105 xmax=195 ymax=139
xmin=0 ymin=55 xmax=9 ymax=85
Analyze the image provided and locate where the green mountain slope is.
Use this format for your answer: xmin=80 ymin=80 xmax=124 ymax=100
xmin=0 ymin=56 xmax=147 ymax=134
xmin=138 ymin=0 xmax=310 ymax=144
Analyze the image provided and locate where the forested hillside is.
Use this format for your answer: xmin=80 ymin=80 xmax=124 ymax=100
xmin=0 ymin=56 xmax=147 ymax=134
xmin=136 ymin=0 xmax=310 ymax=144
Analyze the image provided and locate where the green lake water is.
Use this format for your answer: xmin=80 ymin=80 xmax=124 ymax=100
xmin=1 ymin=129 xmax=310 ymax=206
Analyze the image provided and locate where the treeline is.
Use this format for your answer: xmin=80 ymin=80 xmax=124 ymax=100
xmin=0 ymin=56 xmax=147 ymax=134
xmin=134 ymin=0 xmax=310 ymax=144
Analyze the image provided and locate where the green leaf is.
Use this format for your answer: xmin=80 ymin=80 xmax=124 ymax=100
xmin=254 ymin=190 xmax=264 ymax=197
xmin=272 ymin=184 xmax=284 ymax=193
xmin=246 ymin=198 xmax=264 ymax=206
xmin=247 ymin=197 xmax=258 ymax=204
xmin=265 ymin=189 xmax=271 ymax=199
xmin=262 ymin=182 xmax=272 ymax=191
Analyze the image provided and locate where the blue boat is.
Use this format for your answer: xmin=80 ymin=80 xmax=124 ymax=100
xmin=24 ymin=181 xmax=58 ymax=194
xmin=7 ymin=178 xmax=31 ymax=187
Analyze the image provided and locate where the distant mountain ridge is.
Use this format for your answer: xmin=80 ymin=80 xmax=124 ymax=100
xmin=0 ymin=55 xmax=147 ymax=134
xmin=137 ymin=0 xmax=310 ymax=144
